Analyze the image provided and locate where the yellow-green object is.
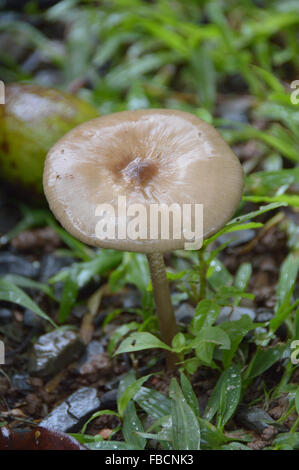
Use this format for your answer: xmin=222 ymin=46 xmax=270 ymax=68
xmin=0 ymin=84 xmax=98 ymax=194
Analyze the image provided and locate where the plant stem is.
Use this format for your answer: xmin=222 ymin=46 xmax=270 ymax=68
xmin=198 ymin=249 xmax=206 ymax=301
xmin=146 ymin=252 xmax=178 ymax=370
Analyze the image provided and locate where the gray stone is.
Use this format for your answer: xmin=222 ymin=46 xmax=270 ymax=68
xmin=39 ymin=254 xmax=75 ymax=282
xmin=100 ymin=389 xmax=118 ymax=410
xmin=217 ymin=229 xmax=255 ymax=247
xmin=28 ymin=329 xmax=84 ymax=377
xmin=175 ymin=303 xmax=195 ymax=324
xmin=217 ymin=306 xmax=256 ymax=324
xmin=39 ymin=254 xmax=76 ymax=299
xmin=11 ymin=373 xmax=32 ymax=393
xmin=0 ymin=252 xmax=39 ymax=278
xmin=40 ymin=387 xmax=101 ymax=433
xmin=236 ymin=406 xmax=286 ymax=434
xmin=24 ymin=308 xmax=44 ymax=329
xmin=256 ymin=309 xmax=274 ymax=323
xmin=76 ymin=340 xmax=104 ymax=374
xmin=218 ymin=96 xmax=252 ymax=124
xmin=122 ymin=290 xmax=142 ymax=309
xmin=0 ymin=308 xmax=13 ymax=325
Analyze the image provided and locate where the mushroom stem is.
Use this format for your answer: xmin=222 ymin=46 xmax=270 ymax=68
xmin=146 ymin=252 xmax=178 ymax=369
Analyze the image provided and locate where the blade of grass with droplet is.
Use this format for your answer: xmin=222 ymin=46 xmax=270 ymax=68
xmin=123 ymin=401 xmax=146 ymax=449
xmin=205 ymin=365 xmax=241 ymax=429
xmin=0 ymin=278 xmax=57 ymax=328
xmin=169 ymin=378 xmax=201 ymax=450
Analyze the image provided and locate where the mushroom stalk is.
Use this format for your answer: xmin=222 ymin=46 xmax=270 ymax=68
xmin=146 ymin=252 xmax=178 ymax=369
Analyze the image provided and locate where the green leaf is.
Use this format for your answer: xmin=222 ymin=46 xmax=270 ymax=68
xmin=220 ymin=316 xmax=257 ymax=368
xmin=191 ymin=300 xmax=220 ymax=335
xmin=180 ymin=372 xmax=200 ymax=416
xmin=117 ymin=369 xmax=136 ymax=403
xmin=183 ymin=357 xmax=201 ymax=375
xmin=48 ymin=219 xmax=93 ymax=261
xmin=189 ymin=326 xmax=231 ymax=351
xmin=3 ymin=207 xmax=51 ymax=244
xmin=270 ymin=298 xmax=299 ymax=334
xmin=205 ymin=365 xmax=242 ymax=428
xmin=207 ymin=259 xmax=233 ymax=290
xmin=228 ymin=202 xmax=287 ymax=226
xmin=109 ymin=252 xmax=150 ymax=294
xmin=244 ymin=344 xmax=287 ymax=383
xmin=245 ymin=168 xmax=299 ymax=196
xmin=123 ymin=401 xmax=146 ymax=449
xmin=170 ymin=379 xmax=201 ymax=450
xmin=234 ymin=262 xmax=252 ymax=292
xmin=51 ymin=250 xmax=122 ymax=322
xmin=220 ymin=442 xmax=251 ymax=450
xmin=171 ymin=332 xmax=186 ymax=352
xmin=234 ymin=263 xmax=252 ymax=306
xmin=294 ymin=307 xmax=299 ymax=339
xmin=190 ymin=45 xmax=215 ymax=110
xmin=273 ymin=432 xmax=299 ymax=450
xmin=0 ymin=278 xmax=56 ymax=328
xmin=199 ymin=418 xmax=227 ymax=449
xmin=86 ymin=441 xmax=141 ymax=450
xmin=81 ymin=410 xmax=119 ymax=434
xmin=205 ymin=202 xmax=286 ymax=247
xmin=114 ymin=332 xmax=171 ymax=356
xmin=296 ymin=389 xmax=299 ymax=415
xmin=108 ymin=322 xmax=140 ymax=356
xmin=58 ymin=272 xmax=79 ymax=323
xmin=251 ymin=65 xmax=285 ymax=93
xmin=51 ymin=250 xmax=122 ymax=287
xmin=243 ymin=194 xmax=298 ymax=207
xmin=276 ymin=253 xmax=299 ymax=311
xmin=118 ymin=374 xmax=151 ymax=417
xmin=134 ymin=386 xmax=171 ymax=419
xmin=2 ymin=274 xmax=56 ymax=300
xmin=194 ymin=342 xmax=216 ymax=366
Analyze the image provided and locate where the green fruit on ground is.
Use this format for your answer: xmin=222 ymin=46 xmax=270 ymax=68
xmin=0 ymin=83 xmax=99 ymax=195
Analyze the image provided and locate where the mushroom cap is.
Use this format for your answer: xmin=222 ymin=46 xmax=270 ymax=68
xmin=43 ymin=109 xmax=243 ymax=253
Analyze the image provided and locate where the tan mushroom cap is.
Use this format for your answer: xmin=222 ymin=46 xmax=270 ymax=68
xmin=43 ymin=109 xmax=243 ymax=253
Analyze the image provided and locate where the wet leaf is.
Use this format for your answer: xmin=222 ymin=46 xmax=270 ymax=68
xmin=295 ymin=389 xmax=299 ymax=415
xmin=220 ymin=316 xmax=257 ymax=368
xmin=0 ymin=278 xmax=56 ymax=328
xmin=81 ymin=410 xmax=119 ymax=435
xmin=2 ymin=274 xmax=56 ymax=300
xmin=109 ymin=252 xmax=150 ymax=294
xmin=123 ymin=401 xmax=146 ymax=449
xmin=114 ymin=332 xmax=171 ymax=356
xmin=205 ymin=202 xmax=286 ymax=247
xmin=190 ymin=300 xmax=220 ymax=335
xmin=180 ymin=372 xmax=200 ymax=416
xmin=276 ymin=253 xmax=299 ymax=311
xmin=189 ymin=326 xmax=231 ymax=351
xmin=169 ymin=379 xmax=201 ymax=450
xmin=273 ymin=432 xmax=299 ymax=450
xmin=134 ymin=386 xmax=171 ymax=419
xmin=244 ymin=344 xmax=287 ymax=383
xmin=246 ymin=168 xmax=299 ymax=196
xmin=86 ymin=440 xmax=140 ymax=450
xmin=118 ymin=374 xmax=151 ymax=417
xmin=205 ymin=365 xmax=241 ymax=429
xmin=234 ymin=263 xmax=252 ymax=304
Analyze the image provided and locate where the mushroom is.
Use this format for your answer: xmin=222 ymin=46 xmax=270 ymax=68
xmin=43 ymin=109 xmax=243 ymax=369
